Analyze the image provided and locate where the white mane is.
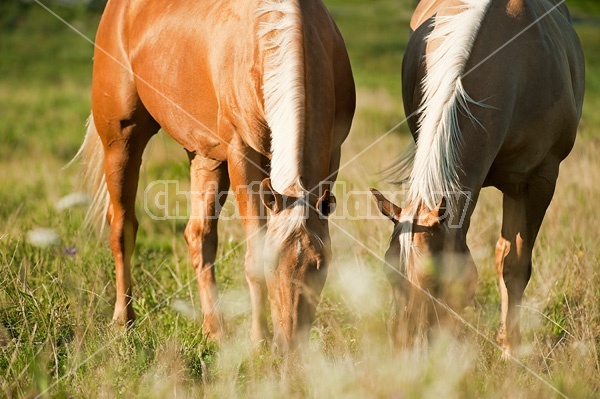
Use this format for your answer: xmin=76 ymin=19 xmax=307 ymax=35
xmin=257 ymin=0 xmax=305 ymax=195
xmin=400 ymin=0 xmax=491 ymax=266
xmin=257 ymin=0 xmax=307 ymax=245
xmin=408 ymin=0 xmax=491 ymax=211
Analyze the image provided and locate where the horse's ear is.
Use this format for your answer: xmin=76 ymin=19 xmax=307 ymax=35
xmin=316 ymin=189 xmax=336 ymax=217
xmin=370 ymin=188 xmax=401 ymax=222
xmin=260 ymin=178 xmax=283 ymax=214
xmin=430 ymin=196 xmax=448 ymax=223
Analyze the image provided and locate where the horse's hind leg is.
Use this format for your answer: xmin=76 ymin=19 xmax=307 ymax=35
xmin=495 ymin=159 xmax=560 ymax=355
xmin=184 ymin=154 xmax=229 ymax=340
xmin=98 ymin=108 xmax=159 ymax=326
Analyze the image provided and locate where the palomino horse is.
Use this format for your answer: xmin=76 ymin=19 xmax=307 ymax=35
xmin=372 ymin=0 xmax=584 ymax=354
xmin=76 ymin=0 xmax=355 ymax=351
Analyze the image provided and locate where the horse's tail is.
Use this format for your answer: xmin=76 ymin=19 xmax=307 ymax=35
xmin=71 ymin=113 xmax=109 ymax=234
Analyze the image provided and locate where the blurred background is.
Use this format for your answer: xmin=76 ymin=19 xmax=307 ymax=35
xmin=1 ymin=0 xmax=600 ymax=397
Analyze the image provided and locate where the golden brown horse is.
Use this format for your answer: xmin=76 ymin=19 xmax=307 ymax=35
xmin=76 ymin=0 xmax=355 ymax=351
xmin=372 ymin=0 xmax=584 ymax=355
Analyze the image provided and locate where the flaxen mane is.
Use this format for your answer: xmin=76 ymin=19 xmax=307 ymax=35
xmin=397 ymin=0 xmax=492 ymax=270
xmin=257 ymin=0 xmax=309 ymax=245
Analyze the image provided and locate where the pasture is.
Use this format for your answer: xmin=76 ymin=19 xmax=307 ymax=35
xmin=1 ymin=0 xmax=600 ymax=397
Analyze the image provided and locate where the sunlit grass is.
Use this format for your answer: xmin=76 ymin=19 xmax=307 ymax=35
xmin=1 ymin=1 xmax=600 ymax=398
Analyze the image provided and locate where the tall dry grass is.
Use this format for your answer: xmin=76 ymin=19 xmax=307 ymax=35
xmin=1 ymin=2 xmax=599 ymax=398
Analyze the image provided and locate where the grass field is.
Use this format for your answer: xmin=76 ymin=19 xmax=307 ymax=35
xmin=1 ymin=1 xmax=600 ymax=397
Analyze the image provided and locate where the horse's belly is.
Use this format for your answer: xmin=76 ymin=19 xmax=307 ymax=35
xmin=131 ymin=63 xmax=229 ymax=158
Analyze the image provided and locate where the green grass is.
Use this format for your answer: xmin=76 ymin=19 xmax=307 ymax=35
xmin=1 ymin=1 xmax=600 ymax=398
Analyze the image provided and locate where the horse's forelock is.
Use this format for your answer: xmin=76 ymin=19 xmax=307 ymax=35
xmin=266 ymin=199 xmax=308 ymax=249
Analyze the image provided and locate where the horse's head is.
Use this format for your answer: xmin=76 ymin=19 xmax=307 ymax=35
xmin=260 ymin=178 xmax=335 ymax=352
xmin=371 ymin=189 xmax=477 ymax=337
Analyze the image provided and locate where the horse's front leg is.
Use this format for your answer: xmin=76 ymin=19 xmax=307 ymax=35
xmin=227 ymin=139 xmax=270 ymax=346
xmin=184 ymin=154 xmax=230 ymax=341
xmin=496 ymin=159 xmax=559 ymax=357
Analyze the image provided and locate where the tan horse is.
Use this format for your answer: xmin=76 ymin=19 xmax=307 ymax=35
xmin=372 ymin=0 xmax=584 ymax=355
xmin=75 ymin=0 xmax=355 ymax=351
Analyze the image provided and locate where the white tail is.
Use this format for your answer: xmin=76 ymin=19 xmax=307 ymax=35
xmin=71 ymin=114 xmax=109 ymax=233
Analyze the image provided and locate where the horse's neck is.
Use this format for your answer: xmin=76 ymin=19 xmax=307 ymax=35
xmin=410 ymin=0 xmax=440 ymax=31
xmin=410 ymin=0 xmax=464 ymax=31
xmin=260 ymin=0 xmax=345 ymax=194
xmin=506 ymin=0 xmax=526 ymax=17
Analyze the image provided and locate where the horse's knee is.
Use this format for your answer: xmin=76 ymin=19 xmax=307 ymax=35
xmin=183 ymin=220 xmax=198 ymax=247
xmin=495 ymin=237 xmax=510 ymax=274
xmin=497 ymin=235 xmax=531 ymax=291
xmin=503 ymin=262 xmax=531 ymax=296
xmin=185 ymin=218 xmax=210 ymax=244
xmin=107 ymin=211 xmax=138 ymax=248
xmin=184 ymin=219 xmax=218 ymax=264
xmin=504 ymin=246 xmax=531 ymax=288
